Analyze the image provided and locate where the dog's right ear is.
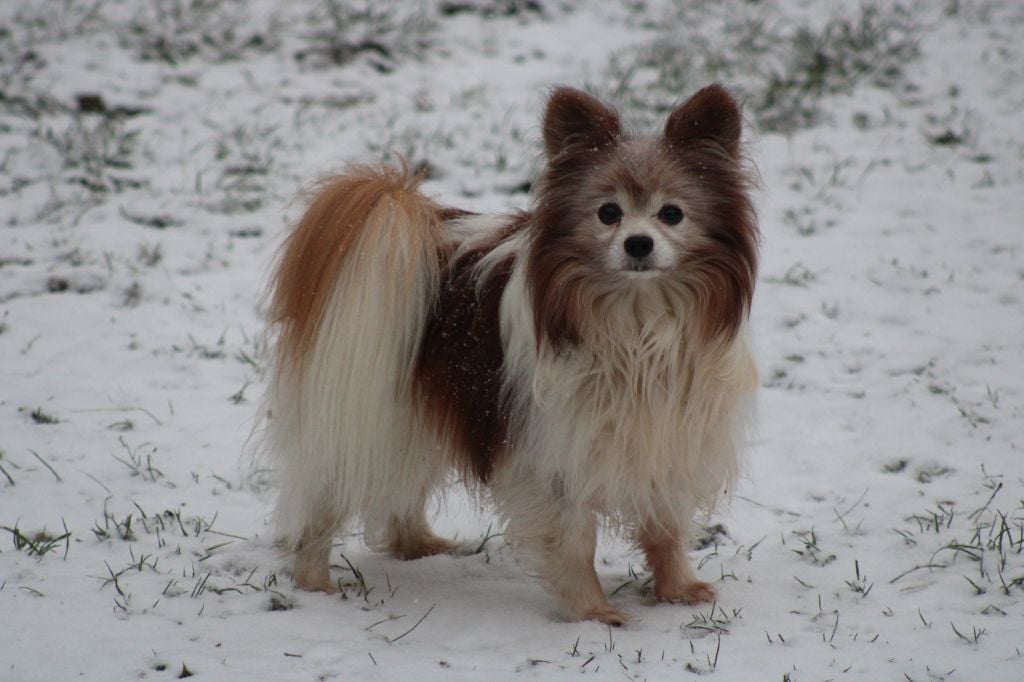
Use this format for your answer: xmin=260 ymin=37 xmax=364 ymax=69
xmin=664 ymin=84 xmax=743 ymax=159
xmin=543 ymin=87 xmax=621 ymax=160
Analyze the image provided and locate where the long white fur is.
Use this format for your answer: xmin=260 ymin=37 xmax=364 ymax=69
xmin=268 ymin=194 xmax=447 ymax=551
xmin=491 ymin=245 xmax=756 ymax=528
xmin=489 ymin=230 xmax=755 ymax=617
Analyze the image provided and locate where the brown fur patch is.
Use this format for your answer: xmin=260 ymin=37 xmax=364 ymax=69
xmin=414 ymin=218 xmax=527 ymax=483
xmin=525 ymin=203 xmax=591 ymax=351
xmin=528 ymin=88 xmax=626 ymax=351
xmin=662 ymin=86 xmax=758 ymax=342
xmin=543 ymin=87 xmax=621 ymax=160
xmin=664 ymin=84 xmax=743 ymax=160
xmin=437 ymin=207 xmax=477 ymax=222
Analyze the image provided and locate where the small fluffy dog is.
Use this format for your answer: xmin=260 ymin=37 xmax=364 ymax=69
xmin=264 ymin=84 xmax=758 ymax=624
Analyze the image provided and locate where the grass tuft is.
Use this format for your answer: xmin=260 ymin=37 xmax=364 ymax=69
xmin=0 ymin=449 xmax=14 ymax=486
xmin=30 ymin=407 xmax=60 ymax=424
xmin=845 ymin=559 xmax=874 ymax=597
xmin=792 ymin=527 xmax=836 ymax=566
xmin=890 ymin=471 xmax=1024 ymax=595
xmin=200 ymin=122 xmax=283 ymax=214
xmin=597 ymin=0 xmax=920 ymax=133
xmin=37 ymin=115 xmax=142 ymax=196
xmin=3 ymin=521 xmax=71 ymax=558
xmin=682 ymin=601 xmax=738 ymax=637
xmin=119 ymin=0 xmax=279 ymax=65
xmin=756 ymin=3 xmax=919 ymax=132
xmin=295 ymin=0 xmax=436 ymax=73
xmin=111 ymin=437 xmax=164 ymax=482
xmin=950 ymin=621 xmax=987 ymax=645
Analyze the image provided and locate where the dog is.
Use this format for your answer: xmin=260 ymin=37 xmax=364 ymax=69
xmin=263 ymin=84 xmax=759 ymax=624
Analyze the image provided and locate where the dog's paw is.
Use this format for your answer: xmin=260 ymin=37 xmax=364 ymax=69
xmin=395 ymin=534 xmax=460 ymax=560
xmin=656 ymin=580 xmax=716 ymax=605
xmin=293 ymin=554 xmax=338 ymax=593
xmin=581 ymin=604 xmax=630 ymax=626
xmin=293 ymin=574 xmax=339 ymax=594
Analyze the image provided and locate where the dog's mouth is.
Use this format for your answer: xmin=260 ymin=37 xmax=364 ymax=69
xmin=606 ymin=251 xmax=670 ymax=278
xmin=622 ymin=264 xmax=664 ymax=279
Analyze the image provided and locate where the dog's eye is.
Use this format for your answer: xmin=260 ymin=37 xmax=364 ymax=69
xmin=657 ymin=204 xmax=684 ymax=225
xmin=597 ymin=203 xmax=623 ymax=225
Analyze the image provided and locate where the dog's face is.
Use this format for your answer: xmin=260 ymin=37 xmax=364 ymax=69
xmin=529 ymin=86 xmax=758 ymax=346
xmin=572 ymin=137 xmax=710 ymax=281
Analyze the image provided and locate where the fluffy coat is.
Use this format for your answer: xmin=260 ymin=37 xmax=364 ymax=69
xmin=264 ymin=84 xmax=759 ymax=623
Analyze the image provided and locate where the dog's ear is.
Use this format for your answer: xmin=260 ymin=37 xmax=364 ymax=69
xmin=664 ymin=84 xmax=742 ymax=159
xmin=543 ymin=87 xmax=621 ymax=159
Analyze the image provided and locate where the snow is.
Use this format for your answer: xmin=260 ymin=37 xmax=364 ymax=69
xmin=2 ymin=1 xmax=1023 ymax=680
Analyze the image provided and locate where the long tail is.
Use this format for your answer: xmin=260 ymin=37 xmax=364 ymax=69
xmin=265 ymin=165 xmax=447 ymax=549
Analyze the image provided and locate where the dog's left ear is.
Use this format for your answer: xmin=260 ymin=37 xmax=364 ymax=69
xmin=543 ymin=87 xmax=621 ymax=160
xmin=664 ymin=84 xmax=742 ymax=159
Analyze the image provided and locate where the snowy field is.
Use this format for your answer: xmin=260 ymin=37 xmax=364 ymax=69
xmin=2 ymin=1 xmax=1023 ymax=680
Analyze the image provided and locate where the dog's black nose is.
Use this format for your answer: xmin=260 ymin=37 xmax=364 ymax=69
xmin=623 ymin=234 xmax=654 ymax=259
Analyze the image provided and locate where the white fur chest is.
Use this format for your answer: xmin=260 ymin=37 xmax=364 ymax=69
xmin=498 ymin=263 xmax=754 ymax=525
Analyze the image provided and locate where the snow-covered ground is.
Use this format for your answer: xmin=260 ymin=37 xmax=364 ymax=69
xmin=2 ymin=1 xmax=1023 ymax=680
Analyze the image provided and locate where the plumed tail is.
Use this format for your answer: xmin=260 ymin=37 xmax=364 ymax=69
xmin=265 ymin=165 xmax=447 ymax=550
xmin=270 ymin=165 xmax=443 ymax=371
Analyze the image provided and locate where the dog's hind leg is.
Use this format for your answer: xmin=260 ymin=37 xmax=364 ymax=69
xmin=293 ymin=512 xmax=343 ymax=593
xmin=385 ymin=509 xmax=458 ymax=560
xmin=382 ymin=486 xmax=458 ymax=560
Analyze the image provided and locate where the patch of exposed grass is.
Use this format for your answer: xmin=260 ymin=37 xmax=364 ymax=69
xmin=120 ymin=208 xmax=184 ymax=230
xmin=111 ymin=437 xmax=163 ymax=482
xmin=295 ymin=0 xmax=436 ymax=73
xmin=363 ymin=118 xmax=454 ymax=179
xmin=37 ymin=115 xmax=143 ymax=195
xmin=0 ymin=30 xmax=59 ymax=119
xmin=0 ymin=2 xmax=105 ymax=116
xmin=756 ymin=3 xmax=919 ymax=132
xmin=30 ymin=406 xmax=60 ymax=424
xmin=791 ymin=527 xmax=837 ymax=566
xmin=682 ymin=601 xmax=739 ymax=637
xmin=118 ymin=0 xmax=280 ymax=65
xmin=3 ymin=520 xmax=71 ymax=558
xmin=89 ymin=500 xmax=286 ymax=614
xmin=202 ymin=122 xmax=283 ymax=213
xmin=439 ymin=0 xmax=544 ymax=18
xmin=0 ymin=448 xmax=15 ymax=486
xmin=890 ymin=470 xmax=1024 ymax=596
xmin=597 ymin=0 xmax=920 ymax=134
xmin=924 ymin=105 xmax=977 ymax=148
xmin=7 ymin=0 xmax=106 ymax=43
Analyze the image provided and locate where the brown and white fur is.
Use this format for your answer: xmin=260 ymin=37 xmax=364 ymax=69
xmin=263 ymin=85 xmax=759 ymax=624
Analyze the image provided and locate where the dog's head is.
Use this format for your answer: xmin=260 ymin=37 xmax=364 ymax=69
xmin=528 ymin=85 xmax=759 ymax=348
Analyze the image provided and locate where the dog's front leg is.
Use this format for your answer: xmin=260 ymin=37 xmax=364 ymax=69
xmin=636 ymin=522 xmax=716 ymax=604
xmin=494 ymin=470 xmax=627 ymax=623
xmin=537 ymin=506 xmax=627 ymax=625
